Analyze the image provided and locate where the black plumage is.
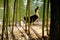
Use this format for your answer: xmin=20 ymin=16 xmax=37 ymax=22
xmin=35 ymin=7 xmax=39 ymax=13
xmin=24 ymin=7 xmax=39 ymax=23
xmin=24 ymin=15 xmax=38 ymax=23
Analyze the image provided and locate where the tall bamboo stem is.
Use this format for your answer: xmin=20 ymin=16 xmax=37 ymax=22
xmin=46 ymin=0 xmax=49 ymax=35
xmin=12 ymin=0 xmax=16 ymax=39
xmin=1 ymin=0 xmax=6 ymax=40
xmin=42 ymin=0 xmax=46 ymax=38
xmin=5 ymin=0 xmax=9 ymax=40
xmin=27 ymin=0 xmax=30 ymax=35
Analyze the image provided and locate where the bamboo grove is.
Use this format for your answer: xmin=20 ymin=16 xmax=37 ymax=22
xmin=1 ymin=0 xmax=50 ymax=40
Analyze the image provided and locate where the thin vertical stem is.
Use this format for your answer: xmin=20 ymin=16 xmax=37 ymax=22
xmin=42 ymin=0 xmax=46 ymax=38
xmin=46 ymin=0 xmax=49 ymax=35
xmin=27 ymin=0 xmax=30 ymax=34
xmin=12 ymin=0 xmax=16 ymax=39
xmin=25 ymin=0 xmax=30 ymax=34
xmin=15 ymin=0 xmax=18 ymax=26
xmin=8 ymin=8 xmax=10 ymax=26
xmin=8 ymin=0 xmax=10 ymax=26
xmin=19 ymin=0 xmax=21 ymax=26
xmin=1 ymin=0 xmax=6 ymax=40
xmin=25 ymin=0 xmax=28 ymax=32
xmin=5 ymin=0 xmax=9 ymax=40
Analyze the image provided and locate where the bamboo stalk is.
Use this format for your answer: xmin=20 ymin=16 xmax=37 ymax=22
xmin=15 ymin=0 xmax=17 ymax=26
xmin=27 ymin=0 xmax=30 ymax=35
xmin=12 ymin=0 xmax=16 ymax=39
xmin=46 ymin=0 xmax=49 ymax=35
xmin=5 ymin=0 xmax=9 ymax=40
xmin=8 ymin=7 xmax=11 ymax=26
xmin=19 ymin=0 xmax=21 ymax=26
xmin=2 ymin=0 xmax=9 ymax=40
xmin=25 ymin=0 xmax=28 ymax=32
xmin=1 ymin=0 xmax=6 ymax=40
xmin=8 ymin=0 xmax=10 ymax=26
xmin=42 ymin=0 xmax=46 ymax=38
xmin=25 ymin=0 xmax=30 ymax=34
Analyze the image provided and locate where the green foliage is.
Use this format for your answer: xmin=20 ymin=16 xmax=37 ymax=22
xmin=0 ymin=0 xmax=50 ymax=21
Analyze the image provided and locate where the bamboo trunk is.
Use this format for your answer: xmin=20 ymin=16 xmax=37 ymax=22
xmin=42 ymin=0 xmax=46 ymax=38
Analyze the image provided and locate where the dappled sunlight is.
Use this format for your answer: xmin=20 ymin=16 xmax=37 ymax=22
xmin=0 ymin=0 xmax=50 ymax=40
xmin=0 ymin=20 xmax=50 ymax=40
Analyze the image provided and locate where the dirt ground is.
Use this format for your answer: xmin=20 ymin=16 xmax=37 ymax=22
xmin=0 ymin=21 xmax=50 ymax=40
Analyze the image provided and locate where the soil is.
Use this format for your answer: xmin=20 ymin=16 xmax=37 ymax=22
xmin=0 ymin=21 xmax=50 ymax=40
